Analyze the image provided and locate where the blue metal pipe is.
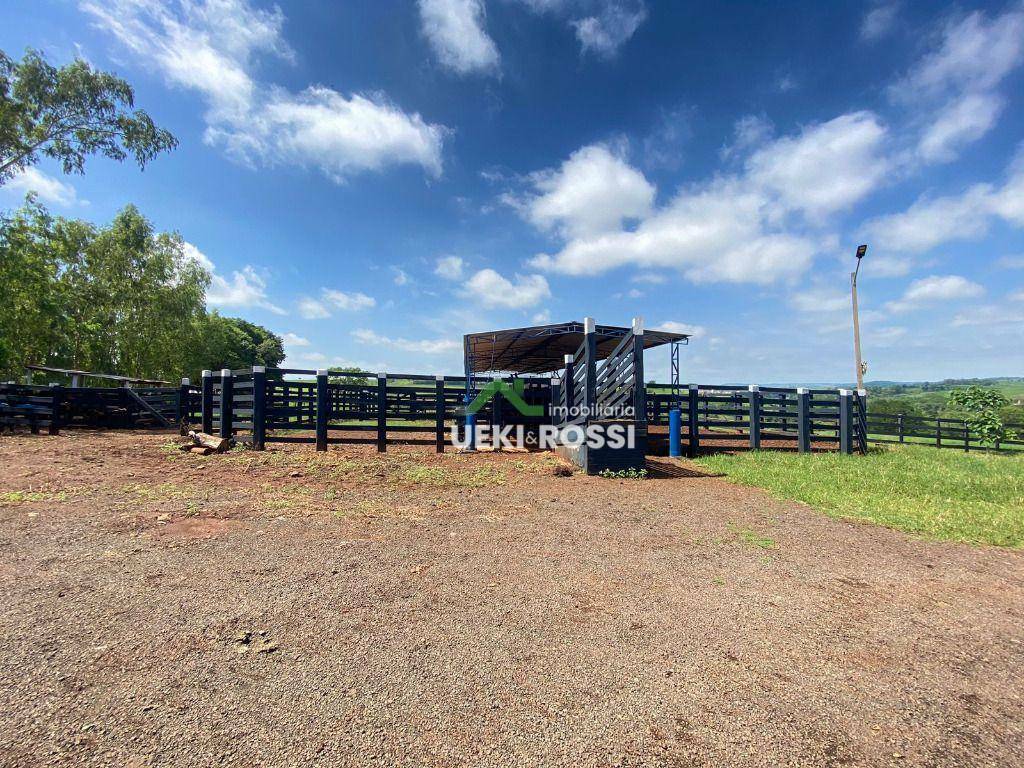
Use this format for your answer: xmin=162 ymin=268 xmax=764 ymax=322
xmin=669 ymin=408 xmax=681 ymax=457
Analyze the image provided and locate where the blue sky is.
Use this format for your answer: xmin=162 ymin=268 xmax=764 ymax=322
xmin=3 ymin=0 xmax=1024 ymax=383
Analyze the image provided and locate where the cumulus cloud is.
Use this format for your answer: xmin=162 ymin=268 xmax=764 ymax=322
xmin=886 ymin=274 xmax=983 ymax=313
xmin=434 ymin=255 xmax=465 ymax=280
xmin=890 ymin=6 xmax=1024 ymax=163
xmin=418 ymin=0 xmax=499 ymax=75
xmin=745 ymin=111 xmax=890 ymax=221
xmin=207 ymin=265 xmax=286 ymax=315
xmin=4 ymin=167 xmax=79 ymax=206
xmin=861 ymin=2 xmax=899 ymax=41
xmin=520 ymin=143 xmax=655 ymax=239
xmin=655 ymin=321 xmax=705 ymax=338
xmin=571 ymin=2 xmax=647 ymax=58
xmin=282 ymin=332 xmax=310 ymax=347
xmin=464 ymin=268 xmax=551 ymax=308
xmin=183 ymin=242 xmax=285 ymax=315
xmin=322 ymin=290 xmax=376 ymax=311
xmin=352 ymin=328 xmax=460 ymax=354
xmin=82 ymin=0 xmax=446 ymax=181
xmin=297 ymin=297 xmax=331 ymax=320
xmin=517 ymin=0 xmax=647 ymax=57
xmin=861 ymin=152 xmax=1024 ymax=254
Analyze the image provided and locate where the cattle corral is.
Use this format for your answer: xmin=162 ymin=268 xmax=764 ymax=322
xmin=0 ymin=429 xmax=1021 ymax=767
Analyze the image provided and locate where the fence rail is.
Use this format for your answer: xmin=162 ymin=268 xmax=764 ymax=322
xmin=865 ymin=412 xmax=1024 ymax=452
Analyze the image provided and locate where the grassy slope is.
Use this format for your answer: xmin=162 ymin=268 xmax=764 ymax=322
xmin=694 ymin=445 xmax=1024 ymax=547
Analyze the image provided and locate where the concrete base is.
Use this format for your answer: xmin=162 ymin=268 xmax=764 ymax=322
xmin=554 ymin=421 xmax=648 ymax=475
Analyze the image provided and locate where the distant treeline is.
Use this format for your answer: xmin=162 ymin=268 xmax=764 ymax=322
xmin=0 ymin=196 xmax=284 ymax=383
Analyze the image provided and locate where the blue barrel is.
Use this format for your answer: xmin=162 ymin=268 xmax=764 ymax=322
xmin=669 ymin=408 xmax=681 ymax=457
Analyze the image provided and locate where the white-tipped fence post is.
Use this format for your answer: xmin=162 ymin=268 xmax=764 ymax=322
xmin=376 ymin=373 xmax=387 ymax=453
xmin=219 ymin=369 xmax=233 ymax=441
xmin=252 ymin=367 xmax=266 ymax=451
xmin=797 ymin=387 xmax=810 ymax=453
xmin=748 ymin=385 xmax=761 ymax=449
xmin=177 ymin=377 xmax=191 ymax=427
xmin=315 ymin=369 xmax=329 ymax=452
xmin=562 ymin=353 xmax=575 ymax=423
xmin=631 ymin=316 xmax=646 ymax=422
xmin=201 ymin=370 xmax=213 ymax=434
xmin=838 ymin=389 xmax=853 ymax=455
xmin=435 ymin=375 xmax=445 ymax=453
xmin=583 ymin=317 xmax=596 ymax=421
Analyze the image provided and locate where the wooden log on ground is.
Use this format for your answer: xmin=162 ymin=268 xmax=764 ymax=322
xmin=189 ymin=445 xmax=215 ymax=456
xmin=188 ymin=430 xmax=230 ymax=452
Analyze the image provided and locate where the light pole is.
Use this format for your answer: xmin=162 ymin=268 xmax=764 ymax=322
xmin=851 ymin=244 xmax=867 ymax=390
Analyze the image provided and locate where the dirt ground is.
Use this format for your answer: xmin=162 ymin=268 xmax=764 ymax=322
xmin=0 ymin=431 xmax=1021 ymax=768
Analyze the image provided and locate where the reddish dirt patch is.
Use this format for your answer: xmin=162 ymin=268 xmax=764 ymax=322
xmin=0 ymin=430 xmax=1022 ymax=767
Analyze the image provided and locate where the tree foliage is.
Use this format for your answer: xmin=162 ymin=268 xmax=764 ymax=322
xmin=0 ymin=49 xmax=177 ymax=184
xmin=947 ymin=386 xmax=1015 ymax=446
xmin=0 ymin=196 xmax=284 ymax=382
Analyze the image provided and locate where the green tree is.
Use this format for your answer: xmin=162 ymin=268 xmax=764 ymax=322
xmin=0 ymin=49 xmax=176 ymax=185
xmin=0 ymin=197 xmax=284 ymax=384
xmin=193 ymin=315 xmax=285 ymax=378
xmin=948 ymin=386 xmax=1016 ymax=446
xmin=328 ymin=367 xmax=374 ymax=386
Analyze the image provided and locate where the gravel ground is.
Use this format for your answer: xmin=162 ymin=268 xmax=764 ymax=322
xmin=0 ymin=430 xmax=1022 ymax=768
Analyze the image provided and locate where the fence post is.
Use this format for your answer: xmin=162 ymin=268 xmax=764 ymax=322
xmin=856 ymin=388 xmax=868 ymax=454
xmin=631 ymin=317 xmax=646 ymax=422
xmin=562 ymin=354 xmax=575 ymax=424
xmin=201 ymin=370 xmax=213 ymax=434
xmin=435 ymin=375 xmax=445 ymax=453
xmin=838 ymin=389 xmax=852 ymax=455
xmin=176 ymin=377 xmax=190 ymax=428
xmin=748 ymin=385 xmax=761 ymax=450
xmin=49 ymin=383 xmax=62 ymax=435
xmin=315 ymin=369 xmax=328 ymax=452
xmin=963 ymin=420 xmax=969 ymax=453
xmin=252 ymin=366 xmax=266 ymax=451
xmin=897 ymin=413 xmax=904 ymax=443
xmin=669 ymin=408 xmax=681 ymax=457
xmin=797 ymin=387 xmax=810 ymax=453
xmin=219 ymin=369 xmax=233 ymax=441
xmin=936 ymin=417 xmax=942 ymax=449
xmin=376 ymin=373 xmax=387 ymax=453
xmin=687 ymin=384 xmax=700 ymax=457
xmin=583 ymin=317 xmax=597 ymax=421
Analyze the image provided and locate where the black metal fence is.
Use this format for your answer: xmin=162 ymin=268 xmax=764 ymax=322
xmin=0 ymin=381 xmax=198 ymax=432
xmin=865 ymin=412 xmax=1024 ymax=452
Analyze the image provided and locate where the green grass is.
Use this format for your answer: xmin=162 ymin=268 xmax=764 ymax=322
xmin=694 ymin=445 xmax=1024 ymax=547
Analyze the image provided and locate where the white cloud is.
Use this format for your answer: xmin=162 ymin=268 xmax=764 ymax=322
xmin=886 ymin=274 xmax=983 ymax=313
xmin=434 ymin=255 xmax=465 ymax=280
xmin=282 ymin=332 xmax=310 ymax=347
xmin=183 ymin=242 xmax=285 ymax=315
xmin=517 ymin=0 xmax=647 ymax=57
xmin=322 ymin=289 xmax=376 ymax=311
xmin=464 ymin=268 xmax=551 ymax=308
xmin=917 ymin=91 xmax=1003 ymax=163
xmin=5 ymin=167 xmax=79 ymax=206
xmin=997 ymin=255 xmax=1024 ymax=269
xmin=392 ymin=267 xmax=411 ymax=286
xmin=297 ymin=297 xmax=331 ymax=319
xmin=531 ymin=309 xmax=552 ymax=324
xmin=572 ymin=2 xmax=647 ymax=58
xmin=1010 ymin=288 xmax=1024 ymax=302
xmin=83 ymin=0 xmax=446 ymax=181
xmin=745 ymin=111 xmax=890 ymax=221
xmin=418 ymin=0 xmax=499 ymax=75
xmin=861 ymin=152 xmax=1024 ymax=253
xmin=952 ymin=305 xmax=1024 ymax=328
xmin=890 ymin=7 xmax=1024 ymax=163
xmin=655 ymin=321 xmax=706 ymax=338
xmin=298 ymin=351 xmax=327 ymax=363
xmin=861 ymin=3 xmax=899 ymax=41
xmin=207 ymin=265 xmax=286 ymax=315
xmin=861 ymin=183 xmax=993 ymax=253
xmin=720 ymin=114 xmax=773 ymax=161
xmin=352 ymin=328 xmax=460 ymax=354
xmin=521 ymin=142 xmax=655 ymax=239
xmin=789 ymin=289 xmax=849 ymax=314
